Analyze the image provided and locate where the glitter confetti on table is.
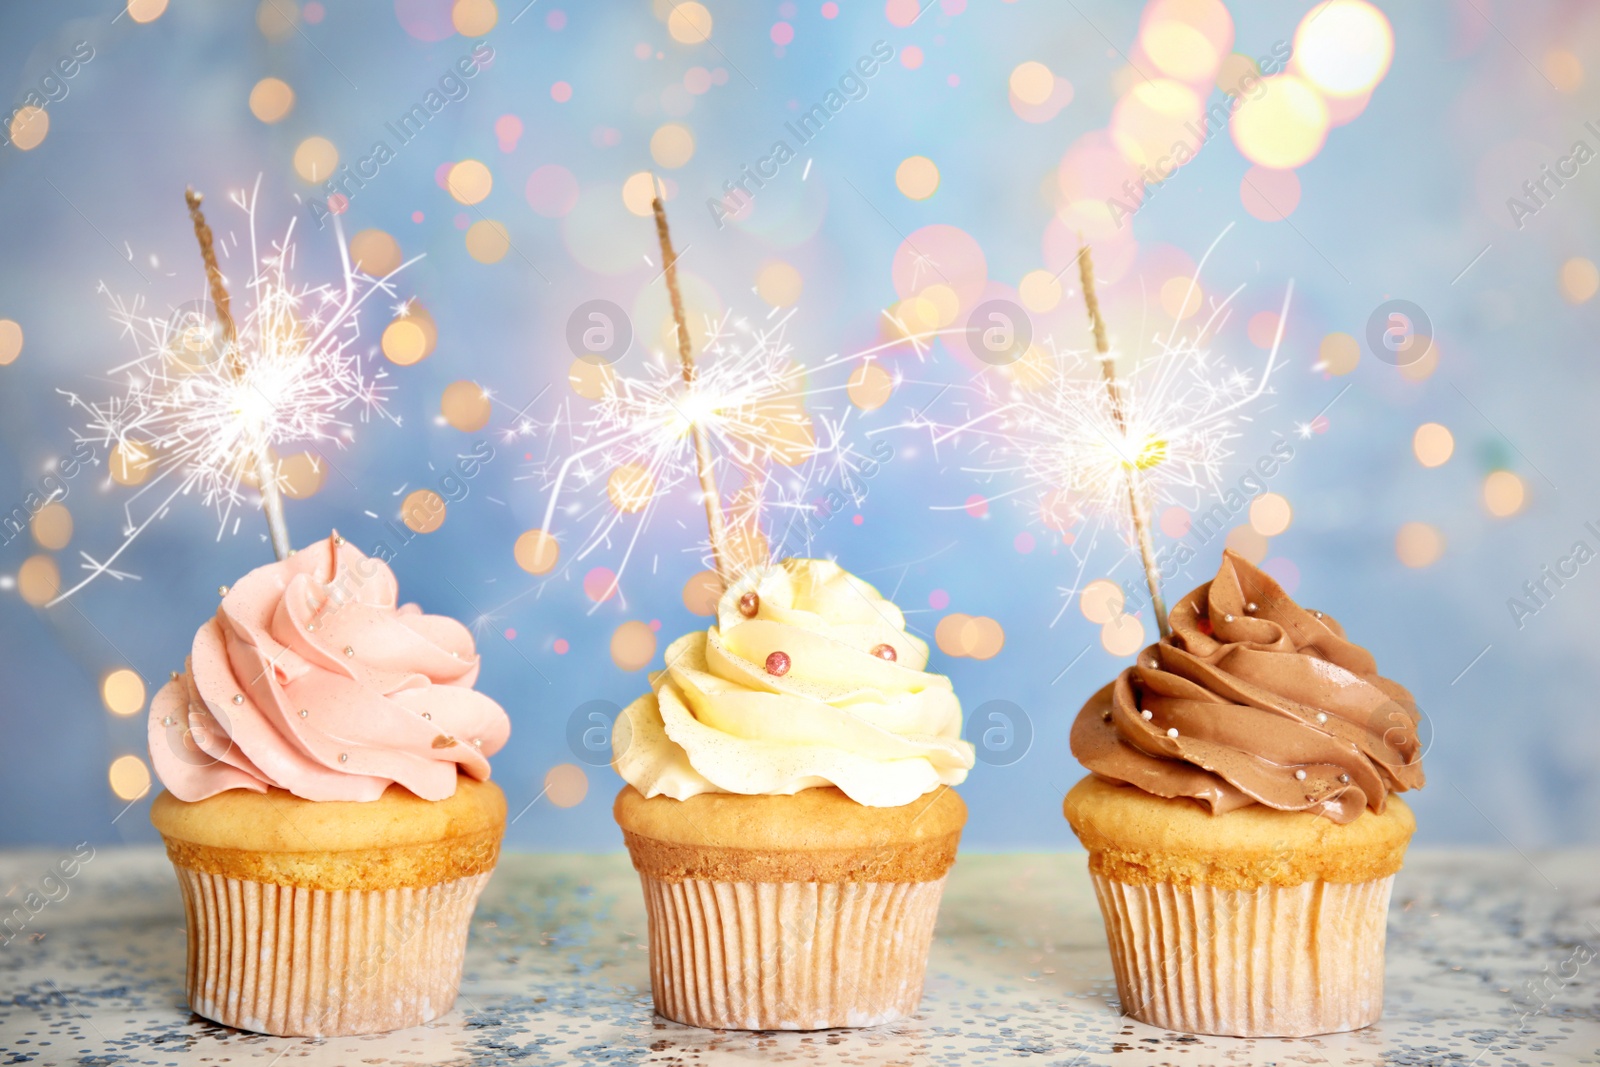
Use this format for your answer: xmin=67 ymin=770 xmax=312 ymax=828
xmin=0 ymin=849 xmax=1596 ymax=1065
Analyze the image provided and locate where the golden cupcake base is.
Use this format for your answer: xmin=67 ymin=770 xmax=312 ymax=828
xmin=151 ymin=778 xmax=506 ymax=1037
xmin=1064 ymin=775 xmax=1415 ymax=1038
xmin=174 ymin=867 xmax=491 ymax=1037
xmin=640 ymin=874 xmax=947 ymax=1030
xmin=616 ymin=785 xmax=966 ymax=1030
xmin=1092 ymin=871 xmax=1394 ymax=1037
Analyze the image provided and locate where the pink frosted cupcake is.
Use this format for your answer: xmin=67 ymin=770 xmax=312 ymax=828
xmin=147 ymin=533 xmax=511 ymax=1037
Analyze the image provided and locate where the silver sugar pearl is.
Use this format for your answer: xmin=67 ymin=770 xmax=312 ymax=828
xmin=161 ymin=716 xmax=175 ymax=727
xmin=1246 ymin=601 xmax=1258 ymax=613
xmin=218 ymin=585 xmax=229 ymax=597
xmin=307 ymin=623 xmax=317 ymax=632
xmin=231 ymin=693 xmax=244 ymax=705
xmin=1294 ymin=769 xmax=1307 ymax=781
xmin=343 ymin=646 xmax=355 ymax=657
xmin=422 ymin=712 xmax=432 ymax=720
xmin=1339 ymin=774 xmax=1350 ymax=783
xmin=338 ymin=752 xmax=349 ymax=763
xmin=333 ymin=533 xmax=345 ymax=546
xmin=1141 ymin=710 xmax=1153 ymax=721
xmin=170 ymin=671 xmax=180 ymax=682
xmin=1223 ymin=613 xmax=1235 ymax=623
xmin=1313 ymin=610 xmax=1324 ymax=619
xmin=298 ymin=708 xmax=309 ymax=718
xmin=1166 ymin=727 xmax=1179 ymax=738
xmin=1316 ymin=712 xmax=1328 ymax=724
xmin=472 ymin=738 xmax=482 ymax=748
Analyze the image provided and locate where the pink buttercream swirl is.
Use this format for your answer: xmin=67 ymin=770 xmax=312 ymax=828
xmin=148 ymin=533 xmax=510 ymax=802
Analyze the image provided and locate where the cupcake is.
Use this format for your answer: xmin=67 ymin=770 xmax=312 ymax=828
xmin=1063 ymin=550 xmax=1425 ymax=1037
xmin=612 ymin=558 xmax=975 ymax=1030
xmin=146 ymin=532 xmax=512 ymax=1037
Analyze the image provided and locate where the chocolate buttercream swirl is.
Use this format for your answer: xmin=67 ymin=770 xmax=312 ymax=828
xmin=1070 ymin=550 xmax=1425 ymax=824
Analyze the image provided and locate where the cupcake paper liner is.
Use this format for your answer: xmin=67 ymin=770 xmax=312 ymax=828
xmin=639 ymin=874 xmax=948 ymax=1030
xmin=1091 ymin=872 xmax=1395 ymax=1037
xmin=174 ymin=866 xmax=492 ymax=1037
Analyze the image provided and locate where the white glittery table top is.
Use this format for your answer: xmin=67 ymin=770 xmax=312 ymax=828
xmin=1 ymin=849 xmax=1596 ymax=1066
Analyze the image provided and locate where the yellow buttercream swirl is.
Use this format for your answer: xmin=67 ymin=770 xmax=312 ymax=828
xmin=613 ymin=559 xmax=974 ymax=807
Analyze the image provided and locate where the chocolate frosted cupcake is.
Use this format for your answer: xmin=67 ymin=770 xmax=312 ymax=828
xmin=1063 ymin=550 xmax=1425 ymax=1037
xmin=147 ymin=533 xmax=511 ymax=1037
xmin=613 ymin=558 xmax=975 ymax=1030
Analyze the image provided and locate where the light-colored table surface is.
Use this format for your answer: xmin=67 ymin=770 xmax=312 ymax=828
xmin=1 ymin=848 xmax=1596 ymax=1066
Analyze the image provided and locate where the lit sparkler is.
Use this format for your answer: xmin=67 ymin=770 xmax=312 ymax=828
xmin=898 ymin=227 xmax=1290 ymax=630
xmin=652 ymin=181 xmax=736 ymax=587
xmin=525 ymin=184 xmax=952 ymax=605
xmin=52 ymin=177 xmax=418 ymax=603
xmin=526 ymin=291 xmax=824 ymax=600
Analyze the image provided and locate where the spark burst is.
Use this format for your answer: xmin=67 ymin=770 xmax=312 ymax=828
xmin=524 ymin=305 xmax=858 ymax=602
xmin=518 ymin=188 xmax=960 ymax=612
xmin=52 ymin=178 xmax=418 ymax=603
xmin=896 ymin=228 xmax=1289 ymax=625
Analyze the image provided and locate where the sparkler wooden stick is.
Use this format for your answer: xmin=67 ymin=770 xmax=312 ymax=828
xmin=1077 ymin=242 xmax=1171 ymax=639
xmin=649 ymin=176 xmax=733 ymax=588
xmin=186 ymin=187 xmax=292 ymax=561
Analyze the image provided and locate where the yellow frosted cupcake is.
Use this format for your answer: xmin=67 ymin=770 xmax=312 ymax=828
xmin=1063 ymin=551 xmax=1425 ymax=1037
xmin=147 ymin=533 xmax=512 ymax=1037
xmin=613 ymin=558 xmax=975 ymax=1029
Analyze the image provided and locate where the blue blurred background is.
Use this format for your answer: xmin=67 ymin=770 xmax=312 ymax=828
xmin=1 ymin=0 xmax=1595 ymax=850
